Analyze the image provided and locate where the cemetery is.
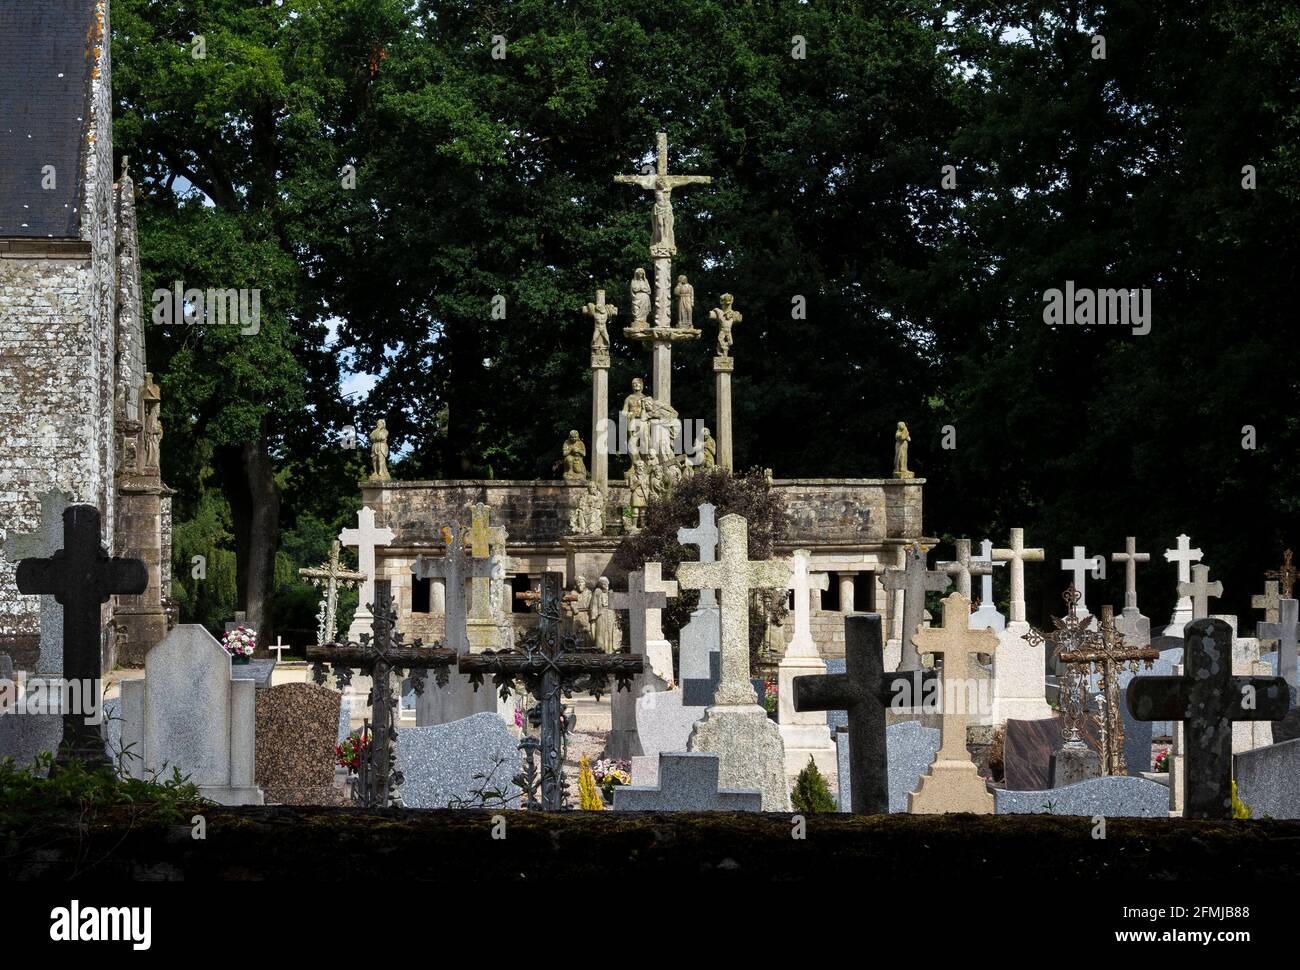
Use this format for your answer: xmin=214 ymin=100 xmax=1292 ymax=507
xmin=2 ymin=0 xmax=1300 ymax=931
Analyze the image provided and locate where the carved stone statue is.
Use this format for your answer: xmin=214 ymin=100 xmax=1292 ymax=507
xmin=370 ymin=419 xmax=390 ymax=481
xmin=628 ymin=459 xmax=651 ymax=530
xmin=566 ymin=576 xmax=594 ymax=646
xmin=893 ymin=421 xmax=914 ymax=479
xmin=629 ymin=268 xmax=652 ymax=327
xmin=561 ymin=430 xmax=588 ymax=482
xmin=674 ymin=275 xmax=694 ymax=329
xmin=652 ymin=179 xmax=676 ymax=255
xmin=760 ymin=589 xmax=788 ymax=662
xmin=569 ymin=481 xmax=605 ymax=535
xmin=583 ymin=295 xmax=616 ymax=353
xmin=141 ymin=373 xmax=162 ymax=472
xmin=710 ymin=293 xmax=742 ymax=356
xmin=590 ymin=576 xmax=621 ymax=653
xmin=696 ymin=426 xmax=717 ymax=469
xmin=621 ymin=377 xmax=651 ymax=460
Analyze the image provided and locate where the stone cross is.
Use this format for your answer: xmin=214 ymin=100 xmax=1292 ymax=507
xmin=268 ymin=636 xmax=290 ymax=663
xmin=1177 ymin=563 xmax=1223 ymax=621
xmin=677 ymin=503 xmax=719 ymax=607
xmin=1111 ymin=537 xmax=1149 ymax=611
xmin=1164 ymin=533 xmax=1203 ymax=628
xmin=1128 ymin=617 xmax=1289 ymax=819
xmin=675 ymin=513 xmax=790 ymax=706
xmin=1258 ymin=598 xmax=1299 ymax=691
xmin=1253 ymin=581 xmax=1281 ymax=645
xmin=339 ymin=506 xmax=394 ymax=633
xmin=465 ymin=504 xmax=510 ymax=650
xmin=224 ymin=611 xmax=248 ymax=633
xmin=793 ymin=613 xmax=937 ymax=814
xmin=991 ymin=528 xmax=1045 ymax=625
xmin=612 ymin=752 xmax=760 ymax=811
xmin=298 ymin=539 xmax=366 ymax=645
xmin=968 ymin=539 xmax=1005 ymax=631
xmin=14 ymin=505 xmax=148 ymax=769
xmin=785 ymin=549 xmax=830 ymax=659
xmin=610 ymin=565 xmax=677 ymax=653
xmin=881 ymin=542 xmax=951 ymax=671
xmin=1060 ymin=545 xmax=1104 ymax=617
xmin=938 ymin=538 xmax=993 ymax=600
xmin=411 ymin=523 xmax=496 ymax=654
xmin=907 ymin=592 xmax=999 ymax=813
xmin=1266 ymin=549 xmax=1299 ymax=600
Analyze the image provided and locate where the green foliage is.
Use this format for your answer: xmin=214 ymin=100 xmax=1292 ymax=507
xmin=611 ymin=468 xmax=788 ymax=660
xmin=790 ymin=757 xmax=837 ymax=814
xmin=1232 ymin=780 xmax=1252 ymax=820
xmin=171 ymin=492 xmax=239 ymax=631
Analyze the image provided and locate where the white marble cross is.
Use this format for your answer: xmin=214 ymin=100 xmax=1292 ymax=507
xmin=339 ymin=506 xmax=394 ymax=628
xmin=677 ymin=503 xmax=720 ymax=607
xmin=785 ymin=548 xmax=830 ymax=659
xmin=969 ymin=539 xmax=1006 ymax=632
xmin=1060 ymin=545 xmax=1104 ymax=616
xmin=992 ymin=528 xmax=1045 ymax=625
xmin=938 ymin=538 xmax=994 ymax=600
xmin=299 ymin=539 xmax=366 ymax=645
xmin=1110 ymin=536 xmax=1149 ymax=611
xmin=1177 ymin=563 xmax=1223 ymax=621
xmin=268 ymin=636 xmax=290 ymax=663
xmin=1164 ymin=533 xmax=1203 ymax=628
xmin=676 ymin=513 xmax=790 ymax=707
xmin=1257 ymin=597 xmax=1298 ymax=690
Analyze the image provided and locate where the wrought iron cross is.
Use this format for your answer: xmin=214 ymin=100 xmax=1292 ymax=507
xmin=1266 ymin=549 xmax=1298 ymax=600
xmin=15 ymin=505 xmax=147 ymax=769
xmin=1024 ymin=585 xmax=1096 ymax=748
xmin=306 ymin=581 xmax=455 ymax=807
xmin=460 ymin=573 xmax=643 ymax=810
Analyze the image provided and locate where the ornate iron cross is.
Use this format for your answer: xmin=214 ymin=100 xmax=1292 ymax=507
xmin=1024 ymin=585 xmax=1097 ymax=748
xmin=306 ymin=581 xmax=455 ymax=807
xmin=459 ymin=573 xmax=643 ymax=811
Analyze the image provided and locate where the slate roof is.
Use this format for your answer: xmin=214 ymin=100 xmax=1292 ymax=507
xmin=0 ymin=0 xmax=98 ymax=237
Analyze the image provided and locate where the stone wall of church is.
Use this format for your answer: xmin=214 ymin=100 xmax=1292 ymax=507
xmin=0 ymin=13 xmax=118 ymax=669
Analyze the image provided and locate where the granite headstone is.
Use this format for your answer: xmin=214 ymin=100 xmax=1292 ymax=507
xmin=1234 ymin=737 xmax=1300 ymax=819
xmin=613 ymin=752 xmax=762 ymax=811
xmin=834 ymin=720 xmax=941 ymax=813
xmin=254 ymin=682 xmax=344 ymax=805
xmin=397 ymin=711 xmax=521 ymax=808
xmin=995 ymin=775 xmax=1169 ymax=817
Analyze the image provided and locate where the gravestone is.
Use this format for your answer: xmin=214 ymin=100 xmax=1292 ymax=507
xmin=613 ymin=752 xmax=761 ymax=812
xmin=880 ymin=542 xmax=951 ymax=671
xmin=1002 ymin=717 xmax=1101 ymax=791
xmin=606 ymin=564 xmax=677 ymax=759
xmin=340 ymin=505 xmax=395 ymax=641
xmin=1118 ymin=687 xmax=1154 ymax=774
xmin=677 ymin=504 xmax=721 ymax=706
xmin=834 ymin=720 xmax=941 ymax=813
xmin=254 ymin=682 xmax=344 ymax=805
xmin=1111 ymin=536 xmax=1152 ymax=647
xmin=630 ymin=686 xmax=707 ymax=785
xmin=968 ymin=539 xmax=1005 ymax=632
xmin=1161 ymin=534 xmax=1203 ymax=636
xmin=777 ymin=549 xmax=836 ymax=782
xmin=990 ymin=528 xmax=1051 ymax=722
xmin=397 ymin=711 xmax=522 ymax=809
xmin=1234 ymin=737 xmax=1300 ymax=819
xmin=995 ymin=775 xmax=1170 ymax=817
xmin=119 ymin=625 xmax=263 ymax=805
xmin=336 ymin=693 xmax=354 ymax=744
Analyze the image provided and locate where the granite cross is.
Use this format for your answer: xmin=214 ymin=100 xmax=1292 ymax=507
xmin=914 ymin=593 xmax=999 ymax=756
xmin=1060 ymin=545 xmax=1105 ymax=616
xmin=612 ymin=752 xmax=761 ymax=811
xmin=609 ymin=565 xmax=678 ymax=653
xmin=675 ymin=513 xmax=791 ymax=706
xmin=1111 ymin=536 xmax=1150 ymax=611
xmin=460 ymin=573 xmax=643 ymax=810
xmin=298 ymin=539 xmax=366 ymax=645
xmin=339 ymin=506 xmax=394 ymax=631
xmin=785 ymin=549 xmax=830 ymax=658
xmin=938 ymin=538 xmax=993 ymax=600
xmin=1253 ymin=580 xmax=1281 ymax=648
xmin=1257 ymin=598 xmax=1298 ymax=691
xmin=14 ymin=505 xmax=148 ymax=769
xmin=1128 ymin=617 xmax=1289 ymax=818
xmin=991 ymin=527 xmax=1045 ymax=625
xmin=307 ymin=581 xmax=456 ymax=807
xmin=1266 ymin=549 xmax=1298 ymax=600
xmin=465 ymin=503 xmax=509 ymax=637
xmin=881 ymin=542 xmax=951 ymax=671
xmin=1177 ymin=563 xmax=1223 ymax=621
xmin=793 ymin=613 xmax=937 ymax=814
xmin=411 ymin=523 xmax=495 ymax=653
xmin=677 ymin=503 xmax=719 ymax=607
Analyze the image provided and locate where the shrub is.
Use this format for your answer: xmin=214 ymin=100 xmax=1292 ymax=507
xmin=790 ymin=756 xmax=837 ymax=813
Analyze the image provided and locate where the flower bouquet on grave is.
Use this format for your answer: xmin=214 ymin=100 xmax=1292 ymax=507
xmin=1153 ymin=748 xmax=1170 ymax=773
xmin=221 ymin=626 xmax=257 ymax=665
xmin=336 ymin=727 xmax=371 ymax=774
xmin=592 ymin=758 xmax=631 ymax=804
xmin=763 ymin=677 xmax=779 ymax=718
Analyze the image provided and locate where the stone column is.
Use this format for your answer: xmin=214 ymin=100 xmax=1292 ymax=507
xmin=714 ymin=355 xmax=734 ymax=471
xmin=650 ymin=340 xmax=672 ymax=404
xmin=838 ymin=573 xmax=856 ymax=613
xmin=591 ymin=351 xmax=609 ymax=489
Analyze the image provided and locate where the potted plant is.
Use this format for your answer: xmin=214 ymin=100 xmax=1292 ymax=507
xmin=221 ymin=625 xmax=257 ymax=665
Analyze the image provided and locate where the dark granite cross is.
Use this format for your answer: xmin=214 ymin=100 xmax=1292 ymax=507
xmin=307 ymin=581 xmax=456 ymax=807
xmin=460 ymin=572 xmax=643 ymax=810
xmin=15 ymin=505 xmax=147 ymax=769
xmin=1127 ymin=617 xmax=1290 ymax=819
xmin=793 ymin=612 xmax=937 ymax=814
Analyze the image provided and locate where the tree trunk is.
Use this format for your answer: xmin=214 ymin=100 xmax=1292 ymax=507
xmin=220 ymin=425 xmax=281 ymax=655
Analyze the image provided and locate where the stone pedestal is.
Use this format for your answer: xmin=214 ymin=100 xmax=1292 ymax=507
xmin=688 ymin=704 xmax=791 ymax=811
xmin=622 ymin=326 xmax=701 ymax=410
xmin=562 ymin=534 xmax=623 ymax=588
xmin=778 ymin=654 xmax=838 ymax=784
xmin=988 ymin=621 xmax=1053 ymax=723
xmin=113 ymin=478 xmax=172 ymax=666
xmin=1050 ymin=745 xmax=1100 ymax=788
xmin=714 ymin=356 xmax=734 ymax=471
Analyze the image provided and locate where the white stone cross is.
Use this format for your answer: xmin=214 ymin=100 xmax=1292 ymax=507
xmin=1164 ymin=533 xmax=1203 ymax=628
xmin=1257 ymin=597 xmax=1298 ymax=690
xmin=677 ymin=503 xmax=720 ymax=607
xmin=1110 ymin=536 xmax=1150 ymax=611
xmin=969 ymin=539 xmax=1006 ymax=631
xmin=268 ymin=636 xmax=290 ymax=663
xmin=785 ymin=548 xmax=830 ymax=659
xmin=465 ymin=503 xmax=509 ymax=628
xmin=938 ymin=538 xmax=994 ymax=600
xmin=992 ymin=528 xmax=1045 ymax=625
xmin=339 ymin=506 xmax=394 ymax=627
xmin=1177 ymin=563 xmax=1223 ymax=621
xmin=1060 ymin=545 xmax=1104 ymax=616
xmin=299 ymin=539 xmax=367 ymax=645
xmin=676 ymin=513 xmax=790 ymax=707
